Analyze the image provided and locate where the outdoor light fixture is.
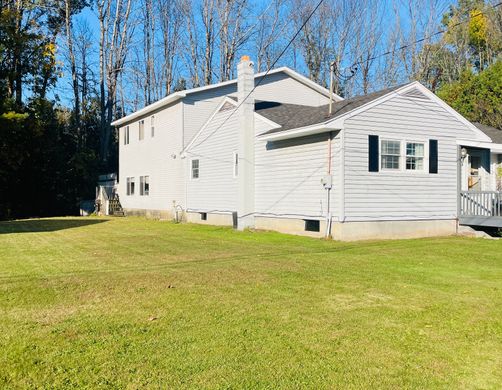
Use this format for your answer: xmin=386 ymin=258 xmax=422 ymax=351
xmin=460 ymin=147 xmax=468 ymax=160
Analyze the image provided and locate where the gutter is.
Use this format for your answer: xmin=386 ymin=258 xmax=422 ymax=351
xmin=258 ymin=123 xmax=340 ymax=142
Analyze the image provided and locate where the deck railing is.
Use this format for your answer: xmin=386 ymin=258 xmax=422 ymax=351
xmin=460 ymin=191 xmax=502 ymax=217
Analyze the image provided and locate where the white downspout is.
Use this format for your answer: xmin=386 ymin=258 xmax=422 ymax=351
xmin=339 ymin=129 xmax=345 ymax=223
xmin=325 ymin=131 xmax=333 ymax=238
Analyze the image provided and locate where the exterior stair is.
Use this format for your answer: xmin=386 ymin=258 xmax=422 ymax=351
xmin=109 ymin=194 xmax=125 ymax=217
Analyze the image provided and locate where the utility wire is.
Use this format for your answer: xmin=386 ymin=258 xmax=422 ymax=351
xmin=187 ymin=0 xmax=326 ymax=150
xmin=344 ymin=2 xmax=502 ymax=74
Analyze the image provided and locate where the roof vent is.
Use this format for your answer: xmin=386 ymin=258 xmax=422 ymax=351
xmin=401 ymin=87 xmax=430 ymax=100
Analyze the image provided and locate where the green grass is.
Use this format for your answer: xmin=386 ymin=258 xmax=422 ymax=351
xmin=0 ymin=217 xmax=501 ymax=389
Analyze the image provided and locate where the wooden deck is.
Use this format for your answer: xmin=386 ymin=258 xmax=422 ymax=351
xmin=459 ymin=191 xmax=502 ymax=228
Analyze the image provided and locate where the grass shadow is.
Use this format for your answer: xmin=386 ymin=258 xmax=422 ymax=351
xmin=0 ymin=218 xmax=109 ymax=234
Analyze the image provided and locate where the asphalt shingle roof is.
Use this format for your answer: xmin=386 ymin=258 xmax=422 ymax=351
xmin=472 ymin=122 xmax=502 ymax=144
xmin=256 ymin=84 xmax=405 ymax=135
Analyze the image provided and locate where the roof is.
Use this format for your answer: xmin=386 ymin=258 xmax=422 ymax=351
xmin=110 ymin=67 xmax=339 ymax=127
xmin=472 ymin=122 xmax=502 ymax=144
xmin=257 ymin=85 xmax=406 ymax=135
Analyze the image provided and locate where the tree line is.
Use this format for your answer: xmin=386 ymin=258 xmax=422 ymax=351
xmin=0 ymin=0 xmax=500 ymax=219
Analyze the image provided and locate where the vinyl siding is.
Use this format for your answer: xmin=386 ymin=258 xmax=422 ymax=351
xmin=342 ymin=94 xmax=478 ymax=221
xmin=118 ymin=101 xmax=184 ymax=211
xmin=185 ymin=106 xmax=240 ymax=213
xmin=255 ymin=132 xmax=340 ymax=219
xmin=182 ymin=71 xmax=330 ymax=147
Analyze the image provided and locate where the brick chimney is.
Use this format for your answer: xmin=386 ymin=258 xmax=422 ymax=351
xmin=237 ymin=55 xmax=255 ymax=230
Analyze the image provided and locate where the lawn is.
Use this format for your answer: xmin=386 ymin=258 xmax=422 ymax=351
xmin=0 ymin=217 xmax=501 ymax=389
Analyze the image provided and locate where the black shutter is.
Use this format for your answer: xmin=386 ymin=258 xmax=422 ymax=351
xmin=429 ymin=139 xmax=438 ymax=174
xmin=368 ymin=135 xmax=379 ymax=172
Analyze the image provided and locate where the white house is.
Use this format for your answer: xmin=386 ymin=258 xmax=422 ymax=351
xmin=111 ymin=56 xmax=502 ymax=240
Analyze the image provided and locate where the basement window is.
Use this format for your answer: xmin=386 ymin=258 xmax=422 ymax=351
xmin=200 ymin=212 xmax=207 ymax=221
xmin=304 ymin=219 xmax=320 ymax=232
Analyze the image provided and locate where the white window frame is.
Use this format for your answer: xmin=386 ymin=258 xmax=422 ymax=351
xmin=140 ymin=175 xmax=150 ymax=196
xmin=139 ymin=120 xmax=145 ymax=140
xmin=379 ymin=138 xmax=429 ymax=173
xmin=150 ymin=116 xmax=155 ymax=138
xmin=380 ymin=139 xmax=401 ymax=171
xmin=126 ymin=177 xmax=135 ymax=195
xmin=233 ymin=152 xmax=238 ymax=178
xmin=405 ymin=141 xmax=426 ymax=172
xmin=124 ymin=126 xmax=130 ymax=145
xmin=191 ymin=159 xmax=200 ymax=179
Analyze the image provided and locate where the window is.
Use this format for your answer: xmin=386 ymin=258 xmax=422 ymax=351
xmin=406 ymin=142 xmax=425 ymax=170
xmin=200 ymin=212 xmax=207 ymax=221
xmin=124 ymin=126 xmax=130 ymax=145
xmin=381 ymin=140 xmax=401 ymax=170
xmin=139 ymin=120 xmax=144 ymax=140
xmin=233 ymin=152 xmax=238 ymax=177
xmin=140 ymin=175 xmax=150 ymax=196
xmin=151 ymin=116 xmax=155 ymax=137
xmin=304 ymin=219 xmax=320 ymax=232
xmin=126 ymin=177 xmax=135 ymax=195
xmin=191 ymin=159 xmax=199 ymax=179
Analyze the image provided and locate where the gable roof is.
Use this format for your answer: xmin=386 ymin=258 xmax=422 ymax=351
xmin=111 ymin=67 xmax=340 ymax=127
xmin=472 ymin=122 xmax=502 ymax=144
xmin=256 ymin=85 xmax=405 ymax=135
xmin=257 ymin=82 xmax=492 ymax=142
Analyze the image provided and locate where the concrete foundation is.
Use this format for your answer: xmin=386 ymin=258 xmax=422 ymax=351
xmin=331 ymin=219 xmax=457 ymax=241
xmin=186 ymin=211 xmax=234 ymax=226
xmin=254 ymin=216 xmax=326 ymax=238
xmin=122 ymin=210 xmax=458 ymax=241
xmin=123 ymin=208 xmax=175 ymax=220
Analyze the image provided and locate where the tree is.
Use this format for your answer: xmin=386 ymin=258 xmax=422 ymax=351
xmin=437 ymin=60 xmax=502 ymax=129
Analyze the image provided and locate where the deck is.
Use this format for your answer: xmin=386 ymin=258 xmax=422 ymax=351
xmin=459 ymin=191 xmax=502 ymax=228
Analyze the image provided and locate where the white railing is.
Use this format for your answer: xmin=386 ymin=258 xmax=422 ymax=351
xmin=460 ymin=191 xmax=502 ymax=217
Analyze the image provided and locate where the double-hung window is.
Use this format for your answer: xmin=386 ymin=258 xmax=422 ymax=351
xmin=124 ymin=126 xmax=130 ymax=145
xmin=151 ymin=116 xmax=155 ymax=137
xmin=406 ymin=142 xmax=425 ymax=171
xmin=139 ymin=120 xmax=145 ymax=140
xmin=191 ymin=159 xmax=200 ymax=179
xmin=140 ymin=176 xmax=150 ymax=195
xmin=126 ymin=177 xmax=135 ymax=195
xmin=381 ymin=140 xmax=401 ymax=170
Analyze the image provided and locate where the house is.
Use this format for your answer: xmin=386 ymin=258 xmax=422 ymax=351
xmin=111 ymin=56 xmax=502 ymax=240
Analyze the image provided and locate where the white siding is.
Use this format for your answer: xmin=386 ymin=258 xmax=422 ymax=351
xmin=182 ymin=71 xmax=330 ymax=147
xmin=255 ymin=132 xmax=340 ymax=219
xmin=342 ymin=94 xmax=479 ymax=221
xmin=185 ymin=107 xmax=240 ymax=213
xmin=118 ymin=102 xmax=184 ymax=211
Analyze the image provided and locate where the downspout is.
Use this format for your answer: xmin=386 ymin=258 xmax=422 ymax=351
xmin=456 ymin=145 xmax=461 ymax=234
xmin=325 ymin=131 xmax=333 ymax=238
xmin=339 ymin=129 xmax=345 ymax=223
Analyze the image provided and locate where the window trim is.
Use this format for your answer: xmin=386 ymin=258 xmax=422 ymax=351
xmin=139 ymin=175 xmax=150 ymax=196
xmin=380 ymin=139 xmax=401 ymax=171
xmin=139 ymin=119 xmax=145 ymax=141
xmin=379 ymin=138 xmax=429 ymax=173
xmin=124 ymin=126 xmax=130 ymax=145
xmin=233 ymin=152 xmax=238 ymax=178
xmin=191 ymin=159 xmax=200 ymax=180
xmin=405 ymin=141 xmax=426 ymax=172
xmin=126 ymin=177 xmax=135 ymax=196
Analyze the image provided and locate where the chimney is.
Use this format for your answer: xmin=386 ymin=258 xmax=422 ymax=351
xmin=237 ymin=55 xmax=255 ymax=230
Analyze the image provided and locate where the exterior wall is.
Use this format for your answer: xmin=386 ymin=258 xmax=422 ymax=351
xmin=254 ymin=131 xmax=341 ymax=220
xmin=182 ymin=71 xmax=330 ymax=147
xmin=342 ymin=94 xmax=481 ymax=222
xmin=118 ymin=101 xmax=185 ymax=212
xmin=185 ymin=106 xmax=240 ymax=213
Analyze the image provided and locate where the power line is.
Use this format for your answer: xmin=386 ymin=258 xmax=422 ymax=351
xmin=187 ymin=0 xmax=326 ymax=150
xmin=345 ymin=2 xmax=502 ymax=75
